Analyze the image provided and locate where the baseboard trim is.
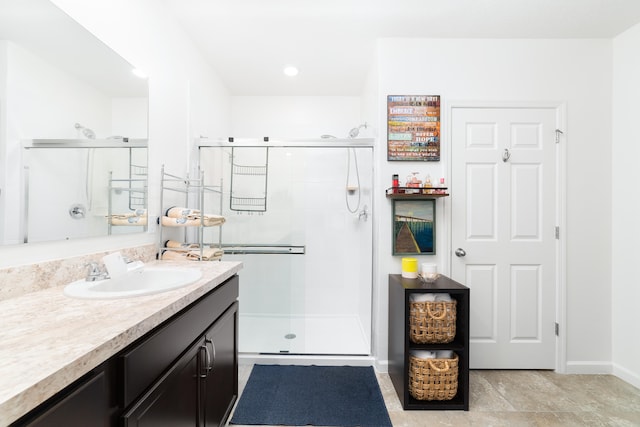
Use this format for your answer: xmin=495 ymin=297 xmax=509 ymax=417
xmin=565 ymin=361 xmax=613 ymax=374
xmin=612 ymin=363 xmax=640 ymax=389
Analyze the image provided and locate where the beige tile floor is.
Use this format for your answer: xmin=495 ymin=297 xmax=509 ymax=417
xmin=230 ymin=364 xmax=640 ymax=427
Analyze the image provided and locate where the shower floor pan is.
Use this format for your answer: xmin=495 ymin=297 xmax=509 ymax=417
xmin=239 ymin=314 xmax=370 ymax=355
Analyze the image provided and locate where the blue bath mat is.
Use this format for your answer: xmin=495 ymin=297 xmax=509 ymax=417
xmin=230 ymin=364 xmax=392 ymax=427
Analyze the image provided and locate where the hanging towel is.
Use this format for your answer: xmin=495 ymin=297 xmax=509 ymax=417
xmin=186 ymin=248 xmax=224 ymax=261
xmin=161 ymin=215 xmax=225 ymax=227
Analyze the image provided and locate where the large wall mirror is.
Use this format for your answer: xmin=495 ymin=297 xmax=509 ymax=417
xmin=0 ymin=0 xmax=149 ymax=244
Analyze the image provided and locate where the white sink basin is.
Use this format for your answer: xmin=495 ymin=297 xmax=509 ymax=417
xmin=64 ymin=267 xmax=203 ymax=300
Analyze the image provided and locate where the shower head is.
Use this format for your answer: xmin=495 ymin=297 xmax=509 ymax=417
xmin=348 ymin=122 xmax=368 ymax=139
xmin=75 ymin=123 xmax=96 ymax=139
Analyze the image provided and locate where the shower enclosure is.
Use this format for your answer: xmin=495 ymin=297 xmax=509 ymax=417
xmin=198 ymin=138 xmax=373 ymax=356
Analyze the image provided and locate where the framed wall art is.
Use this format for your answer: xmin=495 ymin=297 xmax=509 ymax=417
xmin=387 ymin=95 xmax=440 ymax=161
xmin=392 ymin=199 xmax=435 ymax=255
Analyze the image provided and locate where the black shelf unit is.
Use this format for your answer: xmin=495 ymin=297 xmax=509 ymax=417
xmin=388 ymin=274 xmax=470 ymax=410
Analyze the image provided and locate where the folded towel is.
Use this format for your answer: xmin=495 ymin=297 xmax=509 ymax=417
xmin=436 ymin=350 xmax=454 ymax=359
xmin=411 ymin=350 xmax=436 ymax=359
xmin=166 ymin=206 xmax=201 ymax=218
xmin=160 ymin=250 xmax=188 ymax=261
xmin=109 ymin=209 xmax=146 ymax=219
xmin=186 ymin=248 xmax=224 ymax=261
xmin=109 ymin=216 xmax=148 ymax=226
xmin=165 ymin=240 xmax=200 ymax=250
xmin=410 ymin=293 xmax=436 ymax=302
xmin=161 ymin=215 xmax=225 ymax=227
xmin=434 ymin=293 xmax=452 ymax=302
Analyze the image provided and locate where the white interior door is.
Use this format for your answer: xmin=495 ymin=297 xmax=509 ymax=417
xmin=451 ymin=106 xmax=558 ymax=369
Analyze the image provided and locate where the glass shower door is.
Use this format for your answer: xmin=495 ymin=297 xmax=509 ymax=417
xmin=199 ymin=142 xmax=373 ymax=355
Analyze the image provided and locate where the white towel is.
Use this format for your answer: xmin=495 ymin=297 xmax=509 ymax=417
xmin=411 ymin=350 xmax=436 ymax=359
xmin=436 ymin=350 xmax=454 ymax=359
xmin=434 ymin=293 xmax=452 ymax=302
xmin=410 ymin=293 xmax=436 ymax=302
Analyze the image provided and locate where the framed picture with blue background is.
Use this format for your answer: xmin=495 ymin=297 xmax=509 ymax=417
xmin=392 ymin=199 xmax=435 ymax=255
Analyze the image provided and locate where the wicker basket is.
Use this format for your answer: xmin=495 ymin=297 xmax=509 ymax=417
xmin=408 ymin=353 xmax=459 ymax=401
xmin=409 ymin=300 xmax=457 ymax=344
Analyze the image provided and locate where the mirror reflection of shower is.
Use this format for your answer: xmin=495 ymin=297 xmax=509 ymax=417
xmin=348 ymin=122 xmax=368 ymax=139
xmin=75 ymin=123 xmax=96 ymax=139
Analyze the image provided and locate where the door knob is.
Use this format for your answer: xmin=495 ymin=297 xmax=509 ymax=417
xmin=455 ymin=248 xmax=466 ymax=257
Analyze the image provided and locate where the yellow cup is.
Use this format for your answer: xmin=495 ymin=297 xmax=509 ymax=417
xmin=401 ymin=258 xmax=418 ymax=279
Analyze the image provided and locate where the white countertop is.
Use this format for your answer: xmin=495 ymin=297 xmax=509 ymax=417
xmin=0 ymin=260 xmax=242 ymax=426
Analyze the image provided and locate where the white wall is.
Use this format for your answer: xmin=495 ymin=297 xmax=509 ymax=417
xmin=375 ymin=38 xmax=613 ymax=373
xmin=230 ymin=96 xmax=365 ymax=139
xmin=612 ymin=23 xmax=640 ymax=388
xmin=0 ymin=0 xmax=230 ymax=268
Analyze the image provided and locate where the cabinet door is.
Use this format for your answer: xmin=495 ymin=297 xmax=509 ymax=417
xmin=16 ymin=370 xmax=111 ymax=427
xmin=122 ymin=342 xmax=200 ymax=427
xmin=202 ymin=303 xmax=238 ymax=427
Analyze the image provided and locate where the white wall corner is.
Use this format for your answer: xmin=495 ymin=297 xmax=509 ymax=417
xmin=612 ymin=363 xmax=640 ymax=390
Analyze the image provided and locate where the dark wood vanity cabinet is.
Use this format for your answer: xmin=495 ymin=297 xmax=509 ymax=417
xmin=12 ymin=275 xmax=239 ymax=427
xmin=122 ymin=302 xmax=238 ymax=427
xmin=12 ymin=365 xmax=117 ymax=427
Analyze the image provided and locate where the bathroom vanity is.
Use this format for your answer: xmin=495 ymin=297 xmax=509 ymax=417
xmin=0 ymin=260 xmax=241 ymax=427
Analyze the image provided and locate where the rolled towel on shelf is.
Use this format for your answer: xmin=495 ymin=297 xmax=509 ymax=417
xmin=165 ymin=240 xmax=200 ymax=250
xmin=410 ymin=293 xmax=436 ymax=302
xmin=109 ymin=215 xmax=148 ymax=226
xmin=160 ymin=250 xmax=188 ymax=261
xmin=166 ymin=206 xmax=201 ymax=218
xmin=186 ymin=248 xmax=224 ymax=261
xmin=161 ymin=215 xmax=225 ymax=227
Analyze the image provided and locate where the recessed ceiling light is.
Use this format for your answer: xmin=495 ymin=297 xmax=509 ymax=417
xmin=283 ymin=66 xmax=299 ymax=77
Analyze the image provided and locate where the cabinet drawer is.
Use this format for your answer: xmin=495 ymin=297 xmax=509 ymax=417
xmin=119 ymin=275 xmax=238 ymax=408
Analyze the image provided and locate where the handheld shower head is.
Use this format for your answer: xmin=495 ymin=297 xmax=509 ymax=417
xmin=348 ymin=122 xmax=368 ymax=139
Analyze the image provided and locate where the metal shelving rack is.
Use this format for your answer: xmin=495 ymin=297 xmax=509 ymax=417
xmin=157 ymin=165 xmax=224 ymax=260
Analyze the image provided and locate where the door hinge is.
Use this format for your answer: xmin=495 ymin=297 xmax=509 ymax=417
xmin=555 ymin=226 xmax=560 ymax=239
xmin=555 ymin=129 xmax=564 ymax=144
xmin=555 ymin=322 xmax=560 ymax=336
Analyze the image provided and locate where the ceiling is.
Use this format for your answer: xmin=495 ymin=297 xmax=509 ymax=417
xmin=162 ymin=0 xmax=640 ymax=96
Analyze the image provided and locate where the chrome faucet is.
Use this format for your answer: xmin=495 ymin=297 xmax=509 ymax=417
xmin=85 ymin=262 xmax=110 ymax=282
